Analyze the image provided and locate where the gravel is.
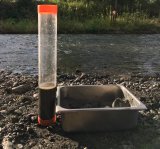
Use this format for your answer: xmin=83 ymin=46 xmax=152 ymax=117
xmin=0 ymin=70 xmax=160 ymax=149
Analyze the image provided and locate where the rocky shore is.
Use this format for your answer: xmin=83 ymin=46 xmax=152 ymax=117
xmin=0 ymin=70 xmax=160 ymax=149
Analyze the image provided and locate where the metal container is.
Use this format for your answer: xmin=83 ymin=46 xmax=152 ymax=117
xmin=56 ymin=85 xmax=146 ymax=132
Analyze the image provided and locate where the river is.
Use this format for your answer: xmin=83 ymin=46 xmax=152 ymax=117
xmin=0 ymin=34 xmax=160 ymax=75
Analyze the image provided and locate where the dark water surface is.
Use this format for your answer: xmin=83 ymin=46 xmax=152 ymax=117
xmin=0 ymin=34 xmax=160 ymax=75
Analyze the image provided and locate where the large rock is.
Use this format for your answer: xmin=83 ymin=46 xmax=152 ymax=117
xmin=12 ymin=84 xmax=31 ymax=94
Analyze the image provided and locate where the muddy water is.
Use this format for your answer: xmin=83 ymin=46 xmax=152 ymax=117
xmin=0 ymin=34 xmax=160 ymax=75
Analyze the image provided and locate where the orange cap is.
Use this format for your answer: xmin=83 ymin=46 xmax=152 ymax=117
xmin=38 ymin=5 xmax=58 ymax=14
xmin=38 ymin=116 xmax=56 ymax=126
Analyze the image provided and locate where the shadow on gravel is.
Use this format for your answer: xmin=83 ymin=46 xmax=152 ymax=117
xmin=48 ymin=113 xmax=160 ymax=149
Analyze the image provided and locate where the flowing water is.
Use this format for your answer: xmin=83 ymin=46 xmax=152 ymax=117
xmin=0 ymin=34 xmax=160 ymax=75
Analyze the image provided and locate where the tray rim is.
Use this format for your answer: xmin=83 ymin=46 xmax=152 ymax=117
xmin=56 ymin=85 xmax=147 ymax=113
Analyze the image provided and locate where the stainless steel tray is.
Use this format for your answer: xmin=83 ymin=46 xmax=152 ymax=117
xmin=56 ymin=85 xmax=146 ymax=132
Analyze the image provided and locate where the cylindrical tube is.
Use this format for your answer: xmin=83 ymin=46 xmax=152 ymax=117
xmin=38 ymin=5 xmax=58 ymax=126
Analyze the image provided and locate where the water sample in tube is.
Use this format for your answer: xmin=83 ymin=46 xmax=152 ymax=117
xmin=38 ymin=5 xmax=58 ymax=126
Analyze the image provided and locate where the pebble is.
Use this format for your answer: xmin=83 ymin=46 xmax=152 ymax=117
xmin=27 ymin=127 xmax=34 ymax=133
xmin=0 ymin=110 xmax=7 ymax=114
xmin=13 ymin=82 xmax=18 ymax=87
xmin=18 ymin=96 xmax=33 ymax=102
xmin=17 ymin=144 xmax=23 ymax=149
xmin=33 ymin=93 xmax=38 ymax=98
xmin=11 ymin=116 xmax=19 ymax=123
xmin=29 ymin=141 xmax=36 ymax=147
xmin=19 ymin=106 xmax=26 ymax=111
xmin=120 ymin=77 xmax=124 ymax=82
xmin=3 ymin=104 xmax=8 ymax=108
xmin=2 ymin=136 xmax=14 ymax=149
xmin=14 ymin=109 xmax=21 ymax=114
xmin=153 ymin=115 xmax=160 ymax=120
xmin=48 ymin=136 xmax=55 ymax=142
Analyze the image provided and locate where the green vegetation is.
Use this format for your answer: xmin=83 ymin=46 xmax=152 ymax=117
xmin=0 ymin=19 xmax=37 ymax=34
xmin=0 ymin=0 xmax=160 ymax=34
xmin=1 ymin=17 xmax=159 ymax=34
xmin=59 ymin=17 xmax=160 ymax=34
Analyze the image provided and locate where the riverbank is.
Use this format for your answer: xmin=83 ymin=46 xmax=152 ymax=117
xmin=0 ymin=70 xmax=160 ymax=148
xmin=0 ymin=18 xmax=160 ymax=34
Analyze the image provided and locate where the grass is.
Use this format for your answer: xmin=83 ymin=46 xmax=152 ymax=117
xmin=59 ymin=17 xmax=160 ymax=34
xmin=0 ymin=19 xmax=37 ymax=34
xmin=0 ymin=17 xmax=160 ymax=34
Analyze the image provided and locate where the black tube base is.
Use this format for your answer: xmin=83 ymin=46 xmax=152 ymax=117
xmin=38 ymin=86 xmax=57 ymax=126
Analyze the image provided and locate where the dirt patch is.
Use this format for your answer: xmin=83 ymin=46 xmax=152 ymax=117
xmin=0 ymin=70 xmax=160 ymax=149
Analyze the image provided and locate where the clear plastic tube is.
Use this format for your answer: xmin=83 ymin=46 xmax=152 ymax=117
xmin=38 ymin=5 xmax=57 ymax=88
xmin=38 ymin=5 xmax=57 ymax=126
